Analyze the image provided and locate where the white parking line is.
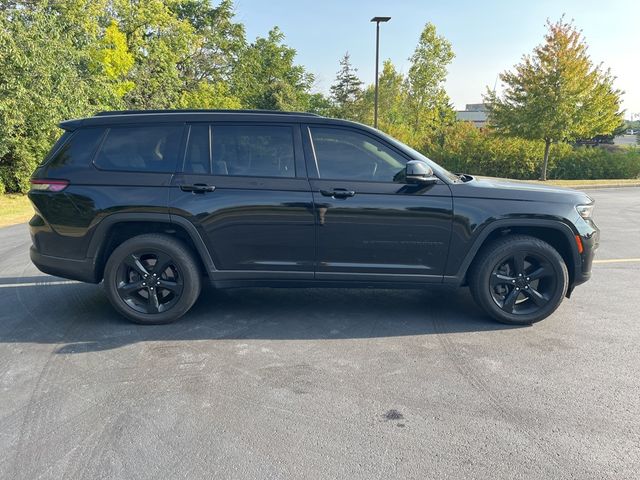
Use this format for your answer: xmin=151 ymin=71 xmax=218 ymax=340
xmin=0 ymin=280 xmax=80 ymax=288
xmin=593 ymin=258 xmax=640 ymax=264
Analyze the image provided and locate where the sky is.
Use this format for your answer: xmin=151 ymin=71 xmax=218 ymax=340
xmin=233 ymin=0 xmax=639 ymax=119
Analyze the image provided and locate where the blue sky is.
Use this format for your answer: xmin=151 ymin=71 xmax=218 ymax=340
xmin=233 ymin=0 xmax=639 ymax=118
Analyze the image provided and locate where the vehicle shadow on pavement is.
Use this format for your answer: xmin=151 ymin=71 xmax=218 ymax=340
xmin=0 ymin=277 xmax=526 ymax=353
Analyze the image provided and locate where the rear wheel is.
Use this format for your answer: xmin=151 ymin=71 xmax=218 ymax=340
xmin=104 ymin=234 xmax=201 ymax=324
xmin=469 ymin=235 xmax=568 ymax=325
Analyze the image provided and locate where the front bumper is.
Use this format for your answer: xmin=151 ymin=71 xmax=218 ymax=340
xmin=573 ymin=220 xmax=599 ymax=287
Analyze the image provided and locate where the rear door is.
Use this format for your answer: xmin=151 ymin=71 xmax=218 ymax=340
xmin=304 ymin=125 xmax=453 ymax=282
xmin=30 ymin=123 xmax=183 ymax=260
xmin=169 ymin=122 xmax=315 ymax=281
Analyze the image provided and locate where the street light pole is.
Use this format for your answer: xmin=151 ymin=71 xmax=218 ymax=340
xmin=371 ymin=16 xmax=391 ymax=129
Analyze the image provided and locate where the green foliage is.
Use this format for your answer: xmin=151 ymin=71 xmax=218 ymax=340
xmin=0 ymin=5 xmax=633 ymax=193
xmin=328 ymin=22 xmax=456 ymax=149
xmin=330 ymin=52 xmax=364 ymax=119
xmin=0 ymin=1 xmax=313 ymax=192
xmin=485 ymin=18 xmax=624 ymax=179
xmin=90 ymin=21 xmax=135 ymax=97
xmin=177 ymin=81 xmax=241 ymax=109
xmin=231 ymin=27 xmax=313 ymax=111
xmin=551 ymin=147 xmax=640 ymax=179
xmin=0 ymin=8 xmax=108 ymax=192
xmin=405 ymin=22 xmax=455 ymax=138
xmin=426 ymin=123 xmax=640 ymax=180
xmin=306 ymin=93 xmax=334 ymax=117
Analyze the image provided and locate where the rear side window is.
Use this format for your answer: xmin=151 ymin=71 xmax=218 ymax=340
xmin=46 ymin=128 xmax=104 ymax=168
xmin=211 ymin=125 xmax=295 ymax=177
xmin=94 ymin=125 xmax=183 ymax=173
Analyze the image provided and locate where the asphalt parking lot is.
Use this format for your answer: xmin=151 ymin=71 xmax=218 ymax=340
xmin=0 ymin=188 xmax=638 ymax=479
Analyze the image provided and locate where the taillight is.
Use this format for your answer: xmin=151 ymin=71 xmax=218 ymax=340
xmin=30 ymin=179 xmax=69 ymax=192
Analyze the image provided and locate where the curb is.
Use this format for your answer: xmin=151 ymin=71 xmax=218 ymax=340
xmin=480 ymin=177 xmax=640 ymax=190
xmin=558 ymin=183 xmax=640 ymax=190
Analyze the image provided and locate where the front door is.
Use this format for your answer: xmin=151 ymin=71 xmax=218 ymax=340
xmin=169 ymin=123 xmax=315 ymax=281
xmin=304 ymin=125 xmax=453 ymax=283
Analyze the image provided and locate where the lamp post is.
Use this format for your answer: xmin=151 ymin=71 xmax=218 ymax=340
xmin=371 ymin=16 xmax=391 ymax=129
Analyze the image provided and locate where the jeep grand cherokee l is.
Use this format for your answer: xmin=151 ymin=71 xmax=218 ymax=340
xmin=28 ymin=110 xmax=599 ymax=325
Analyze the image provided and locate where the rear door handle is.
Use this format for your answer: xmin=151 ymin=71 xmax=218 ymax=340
xmin=320 ymin=188 xmax=356 ymax=199
xmin=180 ymin=183 xmax=216 ymax=193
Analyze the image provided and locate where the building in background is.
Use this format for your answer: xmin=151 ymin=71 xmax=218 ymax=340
xmin=456 ymin=103 xmax=488 ymax=127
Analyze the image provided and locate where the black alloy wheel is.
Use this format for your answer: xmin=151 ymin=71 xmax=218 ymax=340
xmin=469 ymin=235 xmax=569 ymax=325
xmin=104 ymin=234 xmax=201 ymax=324
xmin=116 ymin=250 xmax=184 ymax=314
xmin=489 ymin=251 xmax=557 ymax=315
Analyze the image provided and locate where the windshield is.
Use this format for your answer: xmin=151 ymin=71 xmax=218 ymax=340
xmin=375 ymin=129 xmax=461 ymax=183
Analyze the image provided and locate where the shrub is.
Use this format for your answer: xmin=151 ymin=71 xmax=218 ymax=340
xmin=550 ymin=147 xmax=640 ymax=179
xmin=423 ymin=123 xmax=640 ymax=180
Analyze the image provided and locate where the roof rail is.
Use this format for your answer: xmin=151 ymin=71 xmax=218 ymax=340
xmin=94 ymin=109 xmax=321 ymax=117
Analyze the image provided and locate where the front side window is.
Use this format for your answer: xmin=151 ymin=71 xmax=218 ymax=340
xmin=94 ymin=125 xmax=183 ymax=173
xmin=211 ymin=125 xmax=295 ymax=178
xmin=310 ymin=127 xmax=408 ymax=182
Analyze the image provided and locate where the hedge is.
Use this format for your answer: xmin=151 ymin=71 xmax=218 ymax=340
xmin=425 ymin=123 xmax=640 ymax=180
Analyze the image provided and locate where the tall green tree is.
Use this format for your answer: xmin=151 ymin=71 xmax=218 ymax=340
xmin=358 ymin=61 xmax=412 ymax=141
xmin=484 ymin=18 xmax=623 ymax=180
xmin=171 ymin=0 xmax=246 ymax=91
xmin=330 ymin=52 xmax=363 ymax=119
xmin=405 ymin=22 xmax=455 ymax=138
xmin=0 ymin=7 xmax=109 ymax=192
xmin=231 ymin=27 xmax=314 ymax=110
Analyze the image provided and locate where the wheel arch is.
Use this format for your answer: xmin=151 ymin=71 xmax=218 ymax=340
xmin=87 ymin=213 xmax=215 ymax=282
xmin=448 ymin=219 xmax=580 ymax=292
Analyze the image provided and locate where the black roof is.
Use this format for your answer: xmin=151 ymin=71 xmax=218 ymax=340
xmin=60 ymin=109 xmax=334 ymax=130
xmin=94 ymin=109 xmax=320 ymax=117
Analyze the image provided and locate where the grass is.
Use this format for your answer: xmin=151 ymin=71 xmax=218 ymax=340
xmin=0 ymin=194 xmax=33 ymax=227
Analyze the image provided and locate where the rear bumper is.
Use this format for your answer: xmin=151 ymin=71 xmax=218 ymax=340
xmin=30 ymin=246 xmax=99 ymax=283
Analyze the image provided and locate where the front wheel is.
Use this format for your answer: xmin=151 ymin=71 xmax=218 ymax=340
xmin=104 ymin=234 xmax=202 ymax=324
xmin=469 ymin=235 xmax=569 ymax=325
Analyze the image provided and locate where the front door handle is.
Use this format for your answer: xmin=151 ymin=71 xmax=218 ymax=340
xmin=320 ymin=188 xmax=356 ymax=199
xmin=180 ymin=183 xmax=216 ymax=193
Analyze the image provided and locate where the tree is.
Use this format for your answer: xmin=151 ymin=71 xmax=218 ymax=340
xmin=306 ymin=93 xmax=333 ymax=117
xmin=231 ymin=27 xmax=313 ymax=110
xmin=485 ymin=18 xmax=623 ymax=180
xmin=358 ymin=61 xmax=412 ymax=142
xmin=405 ymin=22 xmax=455 ymax=138
xmin=330 ymin=52 xmax=363 ymax=119
xmin=0 ymin=7 xmax=106 ymax=192
xmin=89 ymin=20 xmax=135 ymax=98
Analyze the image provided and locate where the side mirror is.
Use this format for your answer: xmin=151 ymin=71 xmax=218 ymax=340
xmin=405 ymin=160 xmax=437 ymax=185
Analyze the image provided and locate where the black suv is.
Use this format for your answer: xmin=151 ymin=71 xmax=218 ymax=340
xmin=28 ymin=110 xmax=599 ymax=325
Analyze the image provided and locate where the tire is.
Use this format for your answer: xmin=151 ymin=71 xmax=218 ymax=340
xmin=103 ymin=234 xmax=202 ymax=324
xmin=468 ymin=235 xmax=569 ymax=325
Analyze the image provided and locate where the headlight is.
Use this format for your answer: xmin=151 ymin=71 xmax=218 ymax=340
xmin=576 ymin=204 xmax=594 ymax=219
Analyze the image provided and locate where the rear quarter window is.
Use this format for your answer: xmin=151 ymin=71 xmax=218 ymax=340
xmin=45 ymin=128 xmax=105 ymax=168
xmin=94 ymin=124 xmax=183 ymax=173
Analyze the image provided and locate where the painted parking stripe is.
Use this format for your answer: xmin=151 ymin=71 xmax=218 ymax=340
xmin=593 ymin=258 xmax=640 ymax=264
xmin=0 ymin=280 xmax=80 ymax=288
